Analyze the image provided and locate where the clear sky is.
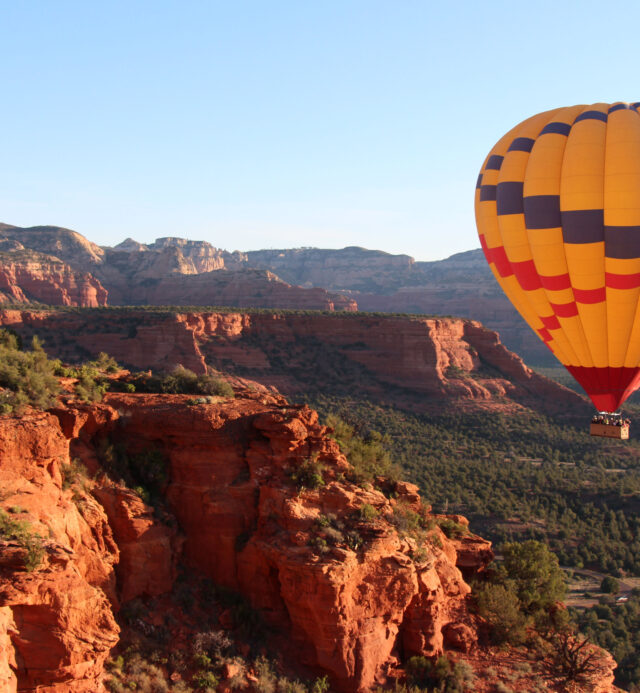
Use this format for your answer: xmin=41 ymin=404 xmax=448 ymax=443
xmin=1 ymin=0 xmax=639 ymax=260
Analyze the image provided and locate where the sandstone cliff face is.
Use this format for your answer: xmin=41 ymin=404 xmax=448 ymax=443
xmin=0 ymin=410 xmax=120 ymax=691
xmin=101 ymin=394 xmax=490 ymax=690
xmin=0 ymin=393 xmax=618 ymax=691
xmin=0 ymin=224 xmax=554 ymax=364
xmin=0 ymin=224 xmax=104 ymax=266
xmin=244 ymin=246 xmax=554 ymax=366
xmin=0 ymin=308 xmax=588 ymax=417
xmin=104 ymin=268 xmax=357 ymax=311
xmin=0 ymin=402 xmax=183 ymax=691
xmin=0 ymin=226 xmax=356 ymax=312
xmin=244 ymin=246 xmax=416 ymax=292
xmin=0 ymin=253 xmax=108 ymax=307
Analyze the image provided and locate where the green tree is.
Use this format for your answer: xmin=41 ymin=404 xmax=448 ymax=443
xmin=501 ymin=540 xmax=566 ymax=613
xmin=475 ymin=582 xmax=528 ymax=644
xmin=600 ymin=576 xmax=620 ymax=594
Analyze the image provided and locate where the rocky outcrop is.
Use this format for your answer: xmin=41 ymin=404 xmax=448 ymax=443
xmin=0 ymin=608 xmax=17 ymax=692
xmin=0 ymin=392 xmax=618 ymax=691
xmin=0 ymin=308 xmax=588 ymax=417
xmin=0 ymin=395 xmax=485 ymax=691
xmin=245 ymin=247 xmax=554 ymax=366
xmin=0 ymin=224 xmax=555 ymax=363
xmin=105 ymin=268 xmax=358 ymax=311
xmin=0 ymin=225 xmax=355 ymax=312
xmin=0 ymin=411 xmax=120 ymax=691
xmin=245 ymin=246 xmax=417 ymax=292
xmin=0 ymin=251 xmax=108 ymax=307
xmin=0 ymin=403 xmax=182 ymax=691
xmin=0 ymin=224 xmax=104 ymax=266
xmin=96 ymin=394 xmax=495 ymax=690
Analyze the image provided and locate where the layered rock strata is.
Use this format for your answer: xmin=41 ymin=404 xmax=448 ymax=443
xmin=0 ymin=308 xmax=588 ymax=416
xmin=0 ymin=392 xmax=617 ymax=691
xmin=0 ymin=251 xmax=108 ymax=307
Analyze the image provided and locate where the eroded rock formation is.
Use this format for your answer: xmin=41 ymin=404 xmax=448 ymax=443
xmin=0 ymin=389 xmax=617 ymax=691
xmin=0 ymin=308 xmax=588 ymax=417
xmin=0 ymin=247 xmax=108 ymax=307
xmin=0 ymin=225 xmax=355 ymax=311
xmin=0 ymin=224 xmax=558 ymax=363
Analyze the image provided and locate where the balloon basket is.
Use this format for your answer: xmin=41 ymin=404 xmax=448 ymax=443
xmin=590 ymin=413 xmax=630 ymax=439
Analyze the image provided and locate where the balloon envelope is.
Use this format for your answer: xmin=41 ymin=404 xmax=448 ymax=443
xmin=475 ymin=102 xmax=640 ymax=411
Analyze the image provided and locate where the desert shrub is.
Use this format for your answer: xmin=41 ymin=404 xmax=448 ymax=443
xmin=276 ymin=679 xmax=307 ymax=693
xmin=405 ymin=655 xmax=432 ymax=686
xmin=0 ymin=509 xmax=44 ymax=571
xmin=0 ymin=331 xmax=60 ymax=412
xmin=391 ymin=502 xmax=428 ymax=539
xmin=97 ymin=439 xmax=168 ymax=506
xmin=358 ymin=503 xmax=378 ymax=522
xmin=310 ymin=678 xmax=330 ymax=693
xmin=290 ymin=457 xmax=325 ymax=491
xmin=254 ymin=657 xmax=277 ymax=693
xmin=436 ymin=517 xmax=468 ymax=538
xmin=473 ymin=541 xmax=566 ymax=647
xmin=198 ymin=374 xmax=234 ymax=397
xmin=315 ymin=514 xmax=334 ymax=528
xmin=411 ymin=546 xmax=429 ymax=564
xmin=310 ymin=536 xmax=329 ymax=554
xmin=405 ymin=654 xmax=465 ymax=690
xmin=74 ymin=364 xmax=109 ymax=402
xmin=61 ymin=458 xmax=90 ymax=491
xmin=475 ymin=582 xmax=528 ymax=645
xmin=192 ymin=670 xmax=218 ymax=690
xmin=91 ymin=351 xmax=120 ymax=373
xmin=325 ymin=413 xmax=399 ymax=484
xmin=453 ymin=660 xmax=476 ymax=685
xmin=321 ymin=525 xmax=345 ymax=545
xmin=106 ymin=652 xmax=171 ymax=693
xmin=500 ymin=541 xmax=566 ymax=614
xmin=192 ymin=652 xmax=212 ymax=668
xmin=193 ymin=630 xmax=233 ymax=661
xmin=161 ymin=365 xmax=199 ymax=393
xmin=128 ymin=366 xmax=235 ymax=398
xmin=345 ymin=530 xmax=363 ymax=550
xmin=495 ymin=683 xmax=514 ymax=693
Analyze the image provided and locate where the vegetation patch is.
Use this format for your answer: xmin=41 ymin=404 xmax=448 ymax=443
xmin=0 ymin=508 xmax=45 ymax=571
xmin=97 ymin=439 xmax=168 ymax=507
xmin=572 ymin=590 xmax=640 ymax=689
xmin=324 ymin=413 xmax=400 ymax=485
xmin=0 ymin=329 xmax=60 ymax=413
xmin=290 ymin=456 xmax=325 ymax=491
xmin=129 ymin=365 xmax=234 ymax=398
xmin=106 ymin=573 xmax=330 ymax=693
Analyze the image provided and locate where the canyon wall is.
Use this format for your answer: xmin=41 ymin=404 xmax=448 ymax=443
xmin=0 ymin=393 xmax=500 ymax=691
xmin=0 ymin=226 xmax=356 ymax=312
xmin=244 ymin=247 xmax=553 ymax=366
xmin=0 ymin=392 xmax=618 ymax=691
xmin=0 ymin=225 xmax=551 ymax=364
xmin=0 ymin=308 xmax=588 ymax=417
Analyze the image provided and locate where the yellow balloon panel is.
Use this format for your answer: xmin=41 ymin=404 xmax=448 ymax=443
xmin=475 ymin=102 xmax=640 ymax=410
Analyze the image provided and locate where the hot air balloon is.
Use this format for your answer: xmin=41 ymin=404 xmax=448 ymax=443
xmin=475 ymin=102 xmax=640 ymax=438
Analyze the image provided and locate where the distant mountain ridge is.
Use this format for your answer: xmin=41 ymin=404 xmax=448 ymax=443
xmin=0 ymin=222 xmax=550 ymax=364
xmin=0 ymin=224 xmax=356 ymax=312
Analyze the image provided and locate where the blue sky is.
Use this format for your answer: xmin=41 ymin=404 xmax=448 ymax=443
xmin=1 ymin=0 xmax=639 ymax=260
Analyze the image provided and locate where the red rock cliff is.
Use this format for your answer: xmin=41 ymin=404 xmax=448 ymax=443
xmin=0 ymin=393 xmax=616 ymax=691
xmin=0 ymin=255 xmax=108 ymax=307
xmin=0 ymin=309 xmax=588 ymax=416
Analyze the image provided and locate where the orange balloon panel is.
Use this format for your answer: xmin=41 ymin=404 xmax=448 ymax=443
xmin=475 ymin=102 xmax=640 ymax=411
